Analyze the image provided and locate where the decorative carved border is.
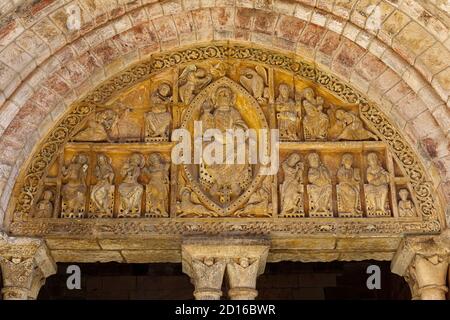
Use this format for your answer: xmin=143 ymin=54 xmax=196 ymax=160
xmin=8 ymin=43 xmax=442 ymax=237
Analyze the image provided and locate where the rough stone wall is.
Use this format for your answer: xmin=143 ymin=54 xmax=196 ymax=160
xmin=36 ymin=261 xmax=410 ymax=300
xmin=0 ymin=0 xmax=448 ymax=226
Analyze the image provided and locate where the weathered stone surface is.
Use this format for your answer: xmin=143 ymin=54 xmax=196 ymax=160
xmin=121 ymin=249 xmax=181 ymax=263
xmin=51 ymin=250 xmax=124 ymax=263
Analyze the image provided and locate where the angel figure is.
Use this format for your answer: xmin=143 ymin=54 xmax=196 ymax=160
xmin=239 ymin=66 xmax=269 ymax=103
xmin=118 ymin=153 xmax=145 ymax=218
xmin=145 ymin=82 xmax=173 ymax=141
xmin=178 ymin=65 xmax=212 ymax=104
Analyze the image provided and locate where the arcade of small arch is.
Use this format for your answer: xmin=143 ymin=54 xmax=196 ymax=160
xmin=0 ymin=0 xmax=448 ymax=300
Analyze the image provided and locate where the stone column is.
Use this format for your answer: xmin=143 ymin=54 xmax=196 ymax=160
xmin=182 ymin=238 xmax=269 ymax=300
xmin=391 ymin=231 xmax=450 ymax=300
xmin=0 ymin=232 xmax=56 ymax=300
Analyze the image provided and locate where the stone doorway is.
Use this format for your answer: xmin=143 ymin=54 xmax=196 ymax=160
xmin=37 ymin=261 xmax=410 ymax=300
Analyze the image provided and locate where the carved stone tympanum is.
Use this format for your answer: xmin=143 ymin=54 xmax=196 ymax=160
xmin=10 ymin=44 xmax=436 ymax=241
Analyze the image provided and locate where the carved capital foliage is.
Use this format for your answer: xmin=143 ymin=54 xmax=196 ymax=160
xmin=0 ymin=232 xmax=56 ymax=300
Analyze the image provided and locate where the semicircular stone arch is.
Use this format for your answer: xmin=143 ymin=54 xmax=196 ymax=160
xmin=0 ymin=0 xmax=448 ymax=233
xmin=0 ymin=42 xmax=443 ymax=266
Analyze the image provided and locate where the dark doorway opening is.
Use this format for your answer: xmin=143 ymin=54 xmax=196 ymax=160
xmin=38 ymin=260 xmax=410 ymax=300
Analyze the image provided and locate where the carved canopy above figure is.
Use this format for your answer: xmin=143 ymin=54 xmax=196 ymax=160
xmin=4 ymin=43 xmax=443 ymax=255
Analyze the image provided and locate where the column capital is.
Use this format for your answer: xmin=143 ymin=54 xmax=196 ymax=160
xmin=391 ymin=230 xmax=450 ymax=300
xmin=0 ymin=231 xmax=56 ymax=300
xmin=181 ymin=237 xmax=269 ymax=300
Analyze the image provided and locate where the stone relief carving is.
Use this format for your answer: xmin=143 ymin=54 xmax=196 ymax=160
xmin=89 ymin=154 xmax=115 ymax=218
xmin=280 ymin=153 xmax=305 ymax=217
xmin=191 ymin=257 xmax=226 ymax=300
xmin=301 ymin=88 xmax=329 ymax=141
xmin=307 ymin=153 xmax=332 ymax=217
xmin=334 ymin=109 xmax=378 ymax=141
xmin=226 ymin=257 xmax=260 ymax=300
xmin=234 ymin=177 xmax=272 ymax=217
xmin=178 ymin=65 xmax=212 ymax=104
xmin=61 ymin=154 xmax=89 ymax=218
xmin=144 ymin=153 xmax=170 ymax=218
xmin=177 ymin=187 xmax=217 ymax=217
xmin=398 ymin=188 xmax=416 ymax=217
xmin=34 ymin=190 xmax=54 ymax=218
xmin=365 ymin=152 xmax=391 ymax=217
xmin=118 ymin=153 xmax=145 ymax=218
xmin=145 ymin=82 xmax=172 ymax=142
xmin=337 ymin=154 xmax=362 ymax=218
xmin=198 ymin=85 xmax=252 ymax=205
xmin=239 ymin=66 xmax=269 ymax=103
xmin=10 ymin=44 xmax=439 ymax=238
xmin=275 ymin=83 xmax=301 ymax=141
xmin=73 ymin=110 xmax=116 ymax=142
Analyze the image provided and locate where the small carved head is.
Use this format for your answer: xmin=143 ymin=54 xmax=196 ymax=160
xmin=307 ymin=152 xmax=320 ymax=168
xmin=278 ymin=83 xmax=291 ymax=98
xmin=204 ymin=257 xmax=215 ymax=266
xmin=399 ymin=188 xmax=410 ymax=201
xmin=367 ymin=152 xmax=380 ymax=167
xmin=97 ymin=154 xmax=111 ymax=166
xmin=129 ymin=153 xmax=145 ymax=168
xmin=42 ymin=190 xmax=53 ymax=201
xmin=213 ymin=85 xmax=235 ymax=109
xmin=286 ymin=153 xmax=301 ymax=167
xmin=341 ymin=153 xmax=354 ymax=168
xmin=148 ymin=153 xmax=163 ymax=166
xmin=75 ymin=153 xmax=89 ymax=165
xmin=157 ymin=82 xmax=172 ymax=98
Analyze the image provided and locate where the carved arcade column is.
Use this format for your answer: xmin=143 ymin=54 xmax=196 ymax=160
xmin=391 ymin=230 xmax=450 ymax=300
xmin=182 ymin=238 xmax=269 ymax=300
xmin=0 ymin=232 xmax=56 ymax=300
